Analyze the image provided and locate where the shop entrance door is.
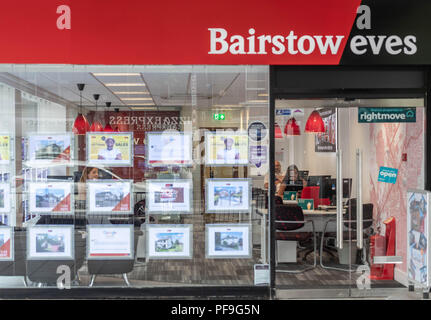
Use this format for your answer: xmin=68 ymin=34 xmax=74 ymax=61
xmin=274 ymin=98 xmax=425 ymax=298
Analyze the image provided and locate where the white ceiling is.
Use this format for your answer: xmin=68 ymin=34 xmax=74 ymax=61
xmin=7 ymin=68 xmax=269 ymax=111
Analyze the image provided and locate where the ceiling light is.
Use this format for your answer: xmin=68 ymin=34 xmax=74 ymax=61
xmin=72 ymin=83 xmax=90 ymax=135
xmin=305 ymin=110 xmax=325 ymax=133
xmin=131 ymin=107 xmax=158 ymax=110
xmin=105 ymin=83 xmax=146 ymax=87
xmin=114 ymin=91 xmax=149 ymax=95
xmin=121 ymin=98 xmax=153 ymax=101
xmin=258 ymin=93 xmax=269 ymax=97
xmin=247 ymin=100 xmax=268 ymax=103
xmin=127 ymin=103 xmax=155 ymax=106
xmin=93 ymin=73 xmax=141 ymax=76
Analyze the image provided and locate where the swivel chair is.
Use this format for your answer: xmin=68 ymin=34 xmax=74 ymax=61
xmin=275 ymin=204 xmax=316 ymax=273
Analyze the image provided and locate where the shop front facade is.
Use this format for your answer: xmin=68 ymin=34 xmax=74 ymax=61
xmin=0 ymin=0 xmax=429 ymax=299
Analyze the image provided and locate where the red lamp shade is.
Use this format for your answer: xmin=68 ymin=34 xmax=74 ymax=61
xmin=284 ymin=117 xmax=301 ymax=136
xmin=275 ymin=122 xmax=283 ymax=138
xmin=305 ymin=110 xmax=325 ymax=133
xmin=72 ymin=114 xmax=90 ymax=135
xmin=104 ymin=123 xmax=115 ymax=132
xmin=90 ymin=120 xmax=104 ymax=132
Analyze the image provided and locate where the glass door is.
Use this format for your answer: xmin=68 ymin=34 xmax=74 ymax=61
xmin=274 ymin=98 xmax=425 ymax=298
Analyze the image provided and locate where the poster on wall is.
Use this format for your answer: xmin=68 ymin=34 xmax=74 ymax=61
xmin=0 ymin=183 xmax=11 ymax=214
xmin=87 ymin=180 xmax=132 ymax=214
xmin=27 ymin=225 xmax=74 ymax=260
xmin=28 ymin=181 xmax=73 ymax=214
xmin=87 ymin=132 xmax=133 ymax=167
xmin=146 ymin=224 xmax=192 ymax=259
xmin=205 ymin=178 xmax=251 ymax=214
xmin=315 ymin=108 xmax=337 ymax=153
xmin=26 ymin=133 xmax=73 ymax=165
xmin=0 ymin=227 xmax=13 ymax=261
xmin=205 ymin=132 xmax=249 ymax=166
xmin=146 ymin=132 xmax=193 ymax=167
xmin=407 ymin=189 xmax=430 ymax=287
xmin=205 ymin=224 xmax=251 ymax=259
xmin=0 ymin=135 xmax=12 ymax=165
xmin=146 ymin=179 xmax=192 ymax=214
xmin=87 ymin=225 xmax=134 ymax=260
xmin=249 ymin=146 xmax=267 ymax=169
xmin=247 ymin=121 xmax=267 ymax=142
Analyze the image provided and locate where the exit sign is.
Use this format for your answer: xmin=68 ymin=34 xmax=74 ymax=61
xmin=213 ymin=113 xmax=225 ymax=120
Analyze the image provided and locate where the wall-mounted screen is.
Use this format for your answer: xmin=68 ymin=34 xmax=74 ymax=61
xmin=146 ymin=179 xmax=192 ymax=214
xmin=87 ymin=132 xmax=133 ymax=167
xmin=26 ymin=133 xmax=73 ymax=165
xmin=205 ymin=178 xmax=251 ymax=213
xmin=146 ymin=224 xmax=192 ymax=259
xmin=87 ymin=180 xmax=132 ymax=214
xmin=205 ymin=132 xmax=248 ymax=166
xmin=146 ymin=132 xmax=192 ymax=167
xmin=87 ymin=225 xmax=134 ymax=260
xmin=205 ymin=224 xmax=251 ymax=259
xmin=28 ymin=181 xmax=73 ymax=214
xmin=27 ymin=225 xmax=74 ymax=260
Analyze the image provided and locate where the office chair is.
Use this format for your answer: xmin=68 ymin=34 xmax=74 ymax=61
xmin=301 ymin=186 xmax=320 ymax=208
xmin=275 ymin=204 xmax=316 ymax=273
xmin=320 ymin=199 xmax=374 ymax=271
xmin=0 ymin=228 xmax=27 ymax=287
xmin=26 ymin=230 xmax=86 ymax=286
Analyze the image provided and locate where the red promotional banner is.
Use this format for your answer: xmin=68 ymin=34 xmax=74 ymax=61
xmin=0 ymin=0 xmax=361 ymax=65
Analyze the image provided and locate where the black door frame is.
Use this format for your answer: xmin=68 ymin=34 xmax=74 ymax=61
xmin=268 ymin=65 xmax=431 ymax=296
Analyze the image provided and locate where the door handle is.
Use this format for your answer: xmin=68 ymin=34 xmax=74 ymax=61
xmin=336 ymin=150 xmax=343 ymax=249
xmin=356 ymin=149 xmax=363 ymax=249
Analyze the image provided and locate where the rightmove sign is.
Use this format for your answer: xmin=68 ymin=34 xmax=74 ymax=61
xmin=358 ymin=107 xmax=416 ymax=123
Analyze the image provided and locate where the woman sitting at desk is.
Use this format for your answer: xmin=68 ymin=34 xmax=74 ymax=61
xmin=277 ymin=164 xmax=307 ymax=198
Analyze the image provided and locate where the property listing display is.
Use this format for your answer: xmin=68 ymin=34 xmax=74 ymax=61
xmin=407 ymin=190 xmax=430 ymax=287
xmin=28 ymin=181 xmax=73 ymax=214
xmin=146 ymin=179 xmax=192 ymax=214
xmin=27 ymin=225 xmax=74 ymax=260
xmin=0 ymin=227 xmax=13 ymax=261
xmin=87 ymin=225 xmax=133 ymax=259
xmin=0 ymin=183 xmax=11 ymax=214
xmin=205 ymin=224 xmax=251 ymax=259
xmin=146 ymin=132 xmax=193 ymax=167
xmin=87 ymin=180 xmax=132 ymax=214
xmin=26 ymin=133 xmax=73 ymax=165
xmin=0 ymin=135 xmax=12 ymax=165
xmin=205 ymin=132 xmax=249 ymax=166
xmin=205 ymin=178 xmax=251 ymax=213
xmin=146 ymin=224 xmax=192 ymax=259
xmin=87 ymin=132 xmax=133 ymax=167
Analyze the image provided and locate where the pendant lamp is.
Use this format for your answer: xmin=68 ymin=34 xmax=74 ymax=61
xmin=305 ymin=110 xmax=325 ymax=133
xmin=284 ymin=117 xmax=301 ymax=136
xmin=90 ymin=94 xmax=104 ymax=132
xmin=274 ymin=122 xmax=283 ymax=139
xmin=72 ymin=83 xmax=90 ymax=135
xmin=103 ymin=102 xmax=115 ymax=132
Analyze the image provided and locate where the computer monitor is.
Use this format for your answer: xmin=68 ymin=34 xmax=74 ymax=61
xmin=307 ymin=175 xmax=331 ymax=198
xmin=284 ymin=184 xmax=304 ymax=192
xmin=298 ymin=170 xmax=309 ymax=181
xmin=329 ymin=178 xmax=353 ymax=205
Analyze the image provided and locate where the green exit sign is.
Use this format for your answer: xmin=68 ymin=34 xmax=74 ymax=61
xmin=213 ymin=113 xmax=226 ymax=120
